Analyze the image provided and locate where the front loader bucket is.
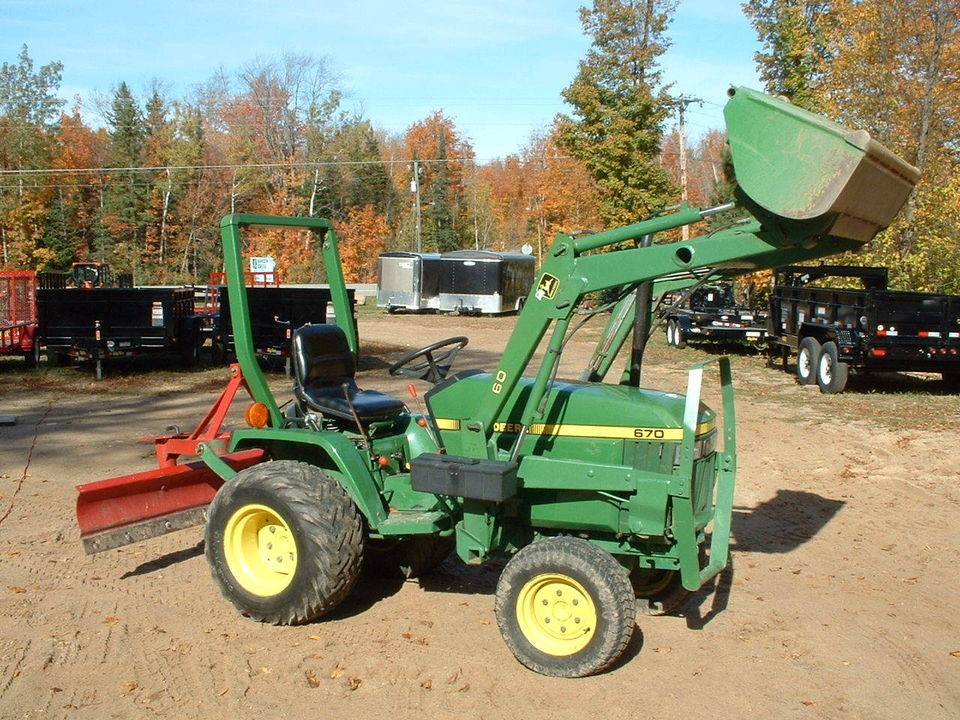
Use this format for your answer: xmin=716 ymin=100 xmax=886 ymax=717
xmin=76 ymin=448 xmax=265 ymax=554
xmin=724 ymin=86 xmax=920 ymax=243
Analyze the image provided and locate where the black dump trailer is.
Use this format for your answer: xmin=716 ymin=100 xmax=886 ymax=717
xmin=767 ymin=265 xmax=960 ymax=392
xmin=661 ymin=281 xmax=767 ymax=349
xmin=212 ymin=285 xmax=355 ymax=367
xmin=37 ymin=286 xmax=201 ymax=377
xmin=436 ymin=250 xmax=535 ymax=315
xmin=376 ymin=252 xmax=442 ymax=312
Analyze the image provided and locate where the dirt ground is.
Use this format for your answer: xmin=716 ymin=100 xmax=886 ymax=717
xmin=1 ymin=308 xmax=959 ymax=720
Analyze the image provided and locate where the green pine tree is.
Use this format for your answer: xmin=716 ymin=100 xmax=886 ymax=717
xmin=556 ymin=0 xmax=679 ymax=227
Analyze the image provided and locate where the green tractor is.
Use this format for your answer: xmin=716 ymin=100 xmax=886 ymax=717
xmin=76 ymin=88 xmax=919 ymax=677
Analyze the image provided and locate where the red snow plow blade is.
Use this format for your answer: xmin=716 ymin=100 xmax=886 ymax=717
xmin=76 ymin=364 xmax=267 ymax=554
xmin=76 ymin=448 xmax=265 ymax=554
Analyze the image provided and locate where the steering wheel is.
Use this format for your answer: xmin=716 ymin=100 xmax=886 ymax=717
xmin=388 ymin=336 xmax=469 ymax=384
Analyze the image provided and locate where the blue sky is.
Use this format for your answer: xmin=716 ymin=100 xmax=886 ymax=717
xmin=2 ymin=0 xmax=761 ymax=160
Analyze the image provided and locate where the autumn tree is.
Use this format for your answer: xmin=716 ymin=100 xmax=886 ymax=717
xmin=813 ymin=0 xmax=958 ymax=290
xmin=0 ymin=45 xmax=64 ymax=267
xmin=742 ymin=0 xmax=838 ymax=111
xmin=336 ymin=204 xmax=389 ymax=282
xmin=556 ymin=0 xmax=678 ymax=226
xmin=401 ymin=111 xmax=475 ymax=253
xmin=42 ymin=106 xmax=108 ymax=268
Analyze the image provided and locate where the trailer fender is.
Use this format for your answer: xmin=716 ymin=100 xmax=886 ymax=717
xmin=226 ymin=427 xmax=390 ymax=527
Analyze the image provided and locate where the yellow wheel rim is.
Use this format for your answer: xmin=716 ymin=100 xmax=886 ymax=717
xmin=516 ymin=573 xmax=597 ymax=656
xmin=223 ymin=504 xmax=298 ymax=597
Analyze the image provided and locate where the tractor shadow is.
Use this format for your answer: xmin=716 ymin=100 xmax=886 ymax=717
xmin=677 ymin=489 xmax=845 ymax=629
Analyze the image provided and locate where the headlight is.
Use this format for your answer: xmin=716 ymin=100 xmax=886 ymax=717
xmin=673 ymin=432 xmax=718 ymax=465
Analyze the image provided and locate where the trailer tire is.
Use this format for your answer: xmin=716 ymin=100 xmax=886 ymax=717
xmin=205 ymin=460 xmax=364 ymax=625
xmin=24 ymin=337 xmax=40 ymax=368
xmin=494 ymin=536 xmax=635 ymax=677
xmin=817 ymin=341 xmax=849 ymax=394
xmin=796 ymin=337 xmax=820 ymax=385
xmin=666 ymin=320 xmax=686 ymax=349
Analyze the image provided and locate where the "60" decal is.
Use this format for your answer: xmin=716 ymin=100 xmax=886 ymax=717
xmin=492 ymin=370 xmax=508 ymax=394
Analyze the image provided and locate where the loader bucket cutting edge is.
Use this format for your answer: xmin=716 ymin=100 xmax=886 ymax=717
xmin=76 ymin=448 xmax=265 ymax=554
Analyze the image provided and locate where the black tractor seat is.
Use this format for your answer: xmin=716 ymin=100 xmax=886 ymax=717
xmin=292 ymin=323 xmax=406 ymax=423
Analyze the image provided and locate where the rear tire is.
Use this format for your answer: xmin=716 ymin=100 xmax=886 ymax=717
xmin=204 ymin=460 xmax=364 ymax=625
xmin=816 ymin=341 xmax=849 ymax=394
xmin=494 ymin=537 xmax=635 ymax=677
xmin=796 ymin=337 xmax=820 ymax=385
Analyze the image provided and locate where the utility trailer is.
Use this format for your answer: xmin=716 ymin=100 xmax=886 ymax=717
xmin=37 ymin=286 xmax=202 ymax=378
xmin=661 ymin=281 xmax=767 ymax=349
xmin=0 ymin=270 xmax=39 ymax=367
xmin=437 ymin=250 xmax=535 ymax=315
xmin=376 ymin=251 xmax=442 ymax=312
xmin=74 ymin=88 xmax=919 ymax=677
xmin=767 ymin=265 xmax=960 ymax=392
xmin=210 ymin=285 xmax=354 ymax=368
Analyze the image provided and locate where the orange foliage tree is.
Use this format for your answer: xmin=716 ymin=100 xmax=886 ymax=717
xmin=336 ymin=204 xmax=389 ymax=283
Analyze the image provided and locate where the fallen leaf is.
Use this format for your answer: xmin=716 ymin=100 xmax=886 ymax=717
xmin=103 ymin=616 xmax=119 ymax=625
xmin=800 ymin=700 xmax=816 ymax=707
xmin=330 ymin=663 xmax=345 ymax=679
xmin=654 ymin=646 xmax=672 ymax=654
xmin=420 ymin=679 xmax=433 ymax=690
xmin=8 ymin=586 xmax=27 ymax=594
xmin=348 ymin=676 xmax=362 ymax=691
xmin=305 ymin=671 xmax=320 ymax=688
xmin=950 ymin=650 xmax=960 ymax=658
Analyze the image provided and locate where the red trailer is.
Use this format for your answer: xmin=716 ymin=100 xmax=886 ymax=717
xmin=0 ymin=270 xmax=39 ymax=366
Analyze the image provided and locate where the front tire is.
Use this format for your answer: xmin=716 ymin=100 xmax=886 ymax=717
xmin=204 ymin=460 xmax=364 ymax=625
xmin=494 ymin=537 xmax=636 ymax=677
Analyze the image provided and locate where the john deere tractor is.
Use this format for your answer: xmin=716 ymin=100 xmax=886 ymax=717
xmin=77 ymin=88 xmax=919 ymax=677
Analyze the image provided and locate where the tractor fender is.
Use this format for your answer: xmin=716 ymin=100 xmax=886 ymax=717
xmin=225 ymin=427 xmax=389 ymax=527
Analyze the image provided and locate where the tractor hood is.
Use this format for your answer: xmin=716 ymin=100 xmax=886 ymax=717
xmin=427 ymin=372 xmax=715 ymax=453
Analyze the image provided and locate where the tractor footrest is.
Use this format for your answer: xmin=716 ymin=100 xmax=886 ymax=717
xmin=411 ymin=454 xmax=517 ymax=503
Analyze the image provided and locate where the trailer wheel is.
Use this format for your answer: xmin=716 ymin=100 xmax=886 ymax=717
xmin=816 ymin=341 xmax=849 ymax=394
xmin=665 ymin=320 xmax=677 ymax=347
xmin=796 ymin=337 xmax=820 ymax=385
xmin=205 ymin=460 xmax=364 ymax=625
xmin=24 ymin=336 xmax=40 ymax=368
xmin=494 ymin=537 xmax=635 ymax=677
xmin=666 ymin=320 xmax=685 ymax=348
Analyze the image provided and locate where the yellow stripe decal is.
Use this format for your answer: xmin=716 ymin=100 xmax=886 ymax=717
xmin=433 ymin=418 xmax=714 ymax=440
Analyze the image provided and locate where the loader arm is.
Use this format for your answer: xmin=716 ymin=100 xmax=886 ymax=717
xmin=452 ymin=86 xmax=919 ymax=460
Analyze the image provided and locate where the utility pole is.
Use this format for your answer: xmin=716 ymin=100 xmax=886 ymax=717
xmin=410 ymin=159 xmax=422 ymax=253
xmin=674 ymin=94 xmax=703 ymax=241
